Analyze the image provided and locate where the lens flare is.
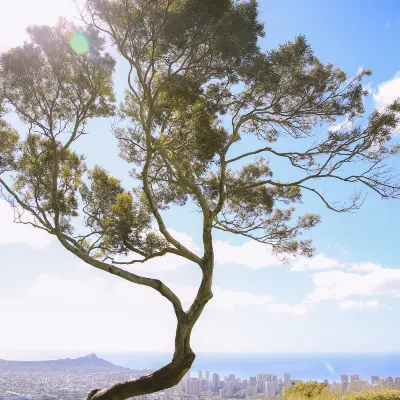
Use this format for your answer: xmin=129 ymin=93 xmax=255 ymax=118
xmin=69 ymin=33 xmax=90 ymax=55
xmin=325 ymin=363 xmax=335 ymax=373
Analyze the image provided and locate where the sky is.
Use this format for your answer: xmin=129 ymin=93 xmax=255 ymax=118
xmin=2 ymin=0 xmax=400 ymax=359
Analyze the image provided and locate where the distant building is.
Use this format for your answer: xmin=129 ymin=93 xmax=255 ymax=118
xmin=212 ymin=373 xmax=220 ymax=391
xmin=371 ymin=376 xmax=380 ymax=384
xmin=264 ymin=381 xmax=275 ymax=399
xmin=226 ymin=381 xmax=234 ymax=398
xmin=350 ymin=374 xmax=360 ymax=383
xmin=190 ymin=377 xmax=199 ymax=396
xmin=341 ymin=375 xmax=349 ymax=384
xmin=284 ymin=373 xmax=291 ymax=387
xmin=248 ymin=385 xmax=257 ymax=396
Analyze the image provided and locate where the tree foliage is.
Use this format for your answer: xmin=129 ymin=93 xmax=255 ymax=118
xmin=285 ymin=381 xmax=329 ymax=400
xmin=1 ymin=1 xmax=400 ymax=400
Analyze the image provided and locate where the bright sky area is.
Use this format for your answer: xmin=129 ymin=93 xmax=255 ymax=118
xmin=1 ymin=0 xmax=400 ymax=358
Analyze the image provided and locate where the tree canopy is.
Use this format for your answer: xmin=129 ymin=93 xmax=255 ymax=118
xmin=1 ymin=1 xmax=400 ymax=400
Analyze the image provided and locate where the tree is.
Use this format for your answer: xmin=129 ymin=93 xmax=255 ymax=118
xmin=284 ymin=381 xmax=328 ymax=399
xmin=1 ymin=1 xmax=400 ymax=400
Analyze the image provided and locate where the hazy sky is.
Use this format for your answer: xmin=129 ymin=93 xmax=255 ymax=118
xmin=2 ymin=0 xmax=400 ymax=359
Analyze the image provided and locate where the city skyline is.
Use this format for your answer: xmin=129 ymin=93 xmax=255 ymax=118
xmin=3 ymin=356 xmax=400 ymax=400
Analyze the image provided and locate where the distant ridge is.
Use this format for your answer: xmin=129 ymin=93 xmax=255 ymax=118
xmin=0 ymin=353 xmax=132 ymax=373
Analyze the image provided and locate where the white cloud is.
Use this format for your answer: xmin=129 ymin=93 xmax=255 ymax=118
xmin=305 ymin=267 xmax=400 ymax=307
xmin=349 ymin=262 xmax=382 ymax=272
xmin=339 ymin=299 xmax=390 ymax=311
xmin=214 ymin=240 xmax=282 ymax=269
xmin=0 ymin=200 xmax=54 ymax=249
xmin=0 ymin=274 xmax=177 ymax=352
xmin=168 ymin=283 xmax=304 ymax=315
xmin=373 ymin=72 xmax=400 ymax=111
xmin=290 ymin=253 xmax=342 ymax=272
xmin=266 ymin=303 xmax=308 ymax=316
xmin=329 ymin=117 xmax=353 ymax=132
xmin=0 ymin=272 xmax=310 ymax=353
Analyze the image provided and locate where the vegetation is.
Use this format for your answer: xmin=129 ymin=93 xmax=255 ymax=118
xmin=280 ymin=381 xmax=400 ymax=400
xmin=1 ymin=1 xmax=400 ymax=400
xmin=284 ymin=381 xmax=329 ymax=399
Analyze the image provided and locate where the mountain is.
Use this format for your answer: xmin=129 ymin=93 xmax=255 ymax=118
xmin=0 ymin=353 xmax=132 ymax=373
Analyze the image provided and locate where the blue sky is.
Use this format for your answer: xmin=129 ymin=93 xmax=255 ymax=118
xmin=1 ymin=0 xmax=400 ymax=359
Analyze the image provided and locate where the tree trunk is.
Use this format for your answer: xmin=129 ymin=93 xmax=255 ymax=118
xmin=87 ymin=321 xmax=195 ymax=400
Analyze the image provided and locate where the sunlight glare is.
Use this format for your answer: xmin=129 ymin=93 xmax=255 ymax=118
xmin=325 ymin=362 xmax=335 ymax=373
xmin=69 ymin=33 xmax=90 ymax=54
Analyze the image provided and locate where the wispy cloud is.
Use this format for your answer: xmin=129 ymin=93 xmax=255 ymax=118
xmin=339 ymin=299 xmax=391 ymax=311
xmin=385 ymin=17 xmax=400 ymax=29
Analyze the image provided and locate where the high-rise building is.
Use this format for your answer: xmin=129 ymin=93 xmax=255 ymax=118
xmin=198 ymin=371 xmax=203 ymax=381
xmin=206 ymin=371 xmax=210 ymax=380
xmin=395 ymin=377 xmax=400 ymax=388
xmin=249 ymin=377 xmax=257 ymax=386
xmin=284 ymin=373 xmax=291 ymax=387
xmin=165 ymin=388 xmax=172 ymax=398
xmin=212 ymin=373 xmax=220 ymax=391
xmin=248 ymin=385 xmax=257 ymax=396
xmin=177 ymin=380 xmax=183 ymax=395
xmin=190 ymin=378 xmax=199 ymax=395
xmin=262 ymin=374 xmax=273 ymax=382
xmin=350 ymin=374 xmax=360 ymax=383
xmin=264 ymin=381 xmax=275 ymax=399
xmin=341 ymin=375 xmax=349 ymax=384
xmin=220 ymin=389 xmax=225 ymax=399
xmin=185 ymin=371 xmax=191 ymax=393
xmin=324 ymin=380 xmax=328 ymax=385
xmin=139 ymin=395 xmax=147 ymax=400
xmin=226 ymin=381 xmax=234 ymax=398
xmin=371 ymin=376 xmax=380 ymax=384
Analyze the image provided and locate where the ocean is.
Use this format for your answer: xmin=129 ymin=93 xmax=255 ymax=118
xmin=96 ymin=352 xmax=400 ymax=382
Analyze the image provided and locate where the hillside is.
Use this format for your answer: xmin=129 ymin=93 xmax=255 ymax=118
xmin=0 ymin=353 xmax=132 ymax=373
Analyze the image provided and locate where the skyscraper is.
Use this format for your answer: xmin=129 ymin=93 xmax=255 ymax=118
xmin=350 ymin=374 xmax=360 ymax=383
xmin=371 ymin=376 xmax=380 ymax=384
xmin=264 ymin=381 xmax=275 ymax=399
xmin=185 ymin=371 xmax=191 ymax=393
xmin=206 ymin=371 xmax=210 ymax=380
xmin=212 ymin=373 xmax=220 ymax=391
xmin=341 ymin=375 xmax=349 ymax=384
xmin=226 ymin=381 xmax=234 ymax=398
xmin=190 ymin=378 xmax=199 ymax=395
xmin=284 ymin=373 xmax=291 ymax=387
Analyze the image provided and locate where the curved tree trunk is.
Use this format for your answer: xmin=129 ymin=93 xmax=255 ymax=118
xmin=88 ymin=351 xmax=195 ymax=400
xmin=87 ymin=311 xmax=201 ymax=400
